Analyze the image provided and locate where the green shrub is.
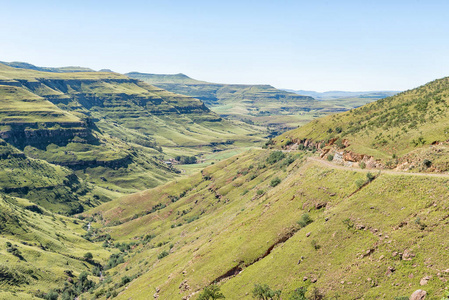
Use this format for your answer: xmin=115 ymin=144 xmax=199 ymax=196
xmin=83 ymin=252 xmax=93 ymax=261
xmin=157 ymin=250 xmax=169 ymax=259
xmin=256 ymin=190 xmax=264 ymax=196
xmin=335 ymin=138 xmax=344 ymax=148
xmin=198 ymin=285 xmax=225 ymax=300
xmin=366 ymin=172 xmax=375 ymax=181
xmin=327 ymin=154 xmax=334 ymax=161
xmin=359 ymin=161 xmax=366 ymax=169
xmin=266 ymin=151 xmax=285 ymax=164
xmin=311 ymin=239 xmax=320 ymax=250
xmin=355 ymin=179 xmax=365 ymax=188
xmin=288 ymin=287 xmax=307 ymax=300
xmin=343 ymin=218 xmax=354 ymax=230
xmin=297 ymin=214 xmax=312 ymax=228
xmin=270 ymin=177 xmax=281 ymax=187
xmin=120 ymin=275 xmax=131 ymax=286
xmin=252 ymin=283 xmax=281 ymax=300
xmin=44 ymin=290 xmax=59 ymax=300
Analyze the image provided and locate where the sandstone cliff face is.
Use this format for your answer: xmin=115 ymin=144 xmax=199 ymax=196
xmin=0 ymin=122 xmax=90 ymax=149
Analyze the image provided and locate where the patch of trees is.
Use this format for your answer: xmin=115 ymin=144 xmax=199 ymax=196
xmin=175 ymin=155 xmax=197 ymax=164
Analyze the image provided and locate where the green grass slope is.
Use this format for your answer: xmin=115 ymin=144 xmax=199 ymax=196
xmin=274 ymin=76 xmax=449 ymax=168
xmin=0 ymin=139 xmax=109 ymax=214
xmin=0 ymin=195 xmax=110 ymax=299
xmin=76 ymin=149 xmax=449 ymax=299
xmin=0 ymin=62 xmax=264 ymax=195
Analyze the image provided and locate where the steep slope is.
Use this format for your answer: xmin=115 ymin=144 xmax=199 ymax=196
xmin=73 ymin=149 xmax=449 ymax=299
xmin=0 ymin=63 xmax=264 ymax=195
xmin=0 ymin=139 xmax=108 ymax=214
xmin=0 ymin=195 xmax=110 ymax=299
xmin=274 ymin=76 xmax=449 ymax=171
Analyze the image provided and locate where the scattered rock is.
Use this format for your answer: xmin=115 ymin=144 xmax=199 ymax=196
xmin=179 ymin=280 xmax=190 ymax=292
xmin=392 ymin=251 xmax=398 ymax=257
xmin=311 ymin=278 xmax=317 ymax=283
xmin=315 ymin=202 xmax=326 ymax=209
xmin=303 ymin=276 xmax=308 ymax=281
xmin=355 ymin=224 xmax=365 ymax=230
xmin=385 ymin=266 xmax=395 ymax=276
xmin=306 ymin=232 xmax=311 ymax=237
xmin=410 ymin=289 xmax=427 ymax=300
xmin=420 ymin=276 xmax=431 ymax=286
xmin=402 ymin=249 xmax=415 ymax=260
xmin=363 ymin=249 xmax=374 ymax=257
xmin=379 ymin=255 xmax=384 ymax=260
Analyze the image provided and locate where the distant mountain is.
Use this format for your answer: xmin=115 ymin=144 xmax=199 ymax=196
xmin=126 ymin=72 xmax=338 ymax=134
xmin=126 ymin=72 xmax=398 ymax=136
xmin=284 ymin=89 xmax=399 ymax=100
xmin=0 ymin=61 xmax=96 ymax=73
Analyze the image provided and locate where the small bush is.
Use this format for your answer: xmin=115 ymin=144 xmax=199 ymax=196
xmin=297 ymin=214 xmax=312 ymax=228
xmin=266 ymin=151 xmax=285 ymax=164
xmin=311 ymin=239 xmax=321 ymax=250
xmin=83 ymin=252 xmax=93 ymax=261
xmin=327 ymin=154 xmax=334 ymax=161
xmin=256 ymin=190 xmax=264 ymax=196
xmin=355 ymin=179 xmax=365 ymax=188
xmin=252 ymin=284 xmax=281 ymax=300
xmin=288 ymin=287 xmax=307 ymax=300
xmin=157 ymin=250 xmax=169 ymax=259
xmin=423 ymin=159 xmax=432 ymax=168
xmin=120 ymin=275 xmax=131 ymax=286
xmin=198 ymin=285 xmax=225 ymax=300
xmin=343 ymin=218 xmax=354 ymax=230
xmin=270 ymin=177 xmax=281 ymax=187
xmin=359 ymin=161 xmax=366 ymax=169
xmin=366 ymin=172 xmax=375 ymax=181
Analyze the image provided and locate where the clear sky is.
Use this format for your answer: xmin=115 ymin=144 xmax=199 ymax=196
xmin=1 ymin=0 xmax=449 ymax=91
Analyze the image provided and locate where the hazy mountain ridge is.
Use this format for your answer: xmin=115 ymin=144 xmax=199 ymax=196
xmin=284 ymin=89 xmax=399 ymax=100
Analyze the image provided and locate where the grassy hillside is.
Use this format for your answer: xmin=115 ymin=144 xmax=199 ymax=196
xmin=0 ymin=62 xmax=265 ymax=197
xmin=67 ymin=148 xmax=449 ymax=299
xmin=274 ymin=76 xmax=449 ymax=169
xmin=0 ymin=195 xmax=110 ymax=299
xmin=0 ymin=139 xmax=111 ymax=214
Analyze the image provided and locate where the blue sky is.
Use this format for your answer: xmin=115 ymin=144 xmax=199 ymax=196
xmin=1 ymin=0 xmax=449 ymax=91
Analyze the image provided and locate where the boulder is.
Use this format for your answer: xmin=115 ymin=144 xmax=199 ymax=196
xmin=410 ymin=289 xmax=426 ymax=300
xmin=420 ymin=276 xmax=431 ymax=286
